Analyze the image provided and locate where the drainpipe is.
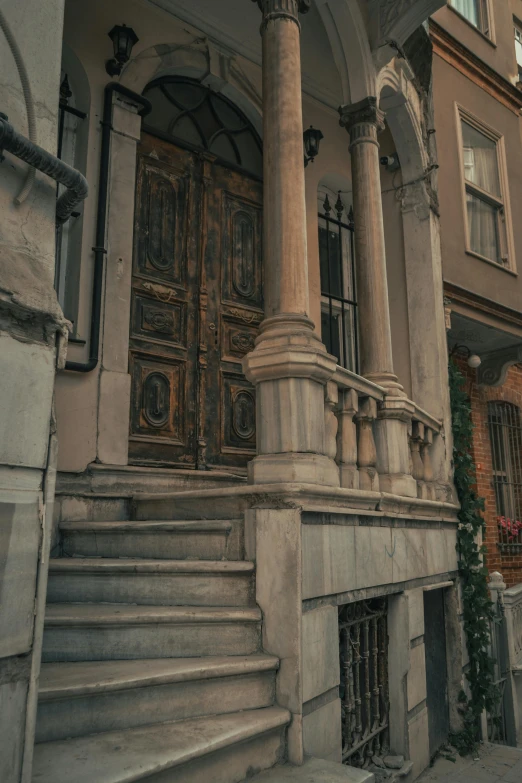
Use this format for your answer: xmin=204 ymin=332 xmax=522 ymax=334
xmin=0 ymin=114 xmax=88 ymax=222
xmin=64 ymin=83 xmax=151 ymax=373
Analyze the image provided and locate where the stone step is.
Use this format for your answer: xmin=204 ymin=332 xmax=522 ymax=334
xmin=47 ymin=558 xmax=255 ymax=607
xmin=132 ymin=487 xmax=258 ymax=521
xmin=32 ymin=706 xmax=289 ymax=783
xmin=36 ymin=655 xmax=279 ymax=742
xmin=42 ymin=604 xmax=262 ymax=662
xmin=60 ymin=519 xmax=243 ymax=560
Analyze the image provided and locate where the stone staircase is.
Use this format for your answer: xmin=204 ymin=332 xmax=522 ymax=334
xmin=32 ymin=497 xmax=290 ymax=782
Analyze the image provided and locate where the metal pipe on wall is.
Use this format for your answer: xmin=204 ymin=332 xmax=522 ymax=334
xmin=64 ymin=82 xmax=151 ymax=373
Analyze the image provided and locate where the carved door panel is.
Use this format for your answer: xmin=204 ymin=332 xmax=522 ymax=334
xmin=129 ymin=134 xmax=200 ymax=467
xmin=201 ymin=161 xmax=263 ymax=469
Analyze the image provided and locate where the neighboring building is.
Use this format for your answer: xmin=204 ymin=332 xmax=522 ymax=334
xmin=1 ymin=1 xmax=468 ymax=782
xmin=431 ymin=1 xmax=522 ymax=587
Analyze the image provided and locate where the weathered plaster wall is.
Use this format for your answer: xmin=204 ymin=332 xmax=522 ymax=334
xmin=0 ymin=0 xmax=65 ymax=780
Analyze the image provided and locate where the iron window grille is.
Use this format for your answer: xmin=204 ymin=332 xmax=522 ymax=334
xmin=339 ymin=597 xmax=389 ymax=768
xmin=55 ymin=74 xmax=87 ymax=308
xmin=319 ymin=193 xmax=359 ymax=372
xmin=142 ymin=76 xmax=263 ymax=179
xmin=488 ymin=401 xmax=522 ymax=552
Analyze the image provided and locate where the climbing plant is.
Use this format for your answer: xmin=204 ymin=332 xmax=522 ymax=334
xmin=448 ymin=359 xmax=498 ymax=754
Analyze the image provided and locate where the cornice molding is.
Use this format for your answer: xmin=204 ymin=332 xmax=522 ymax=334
xmin=443 ymin=282 xmax=522 ymax=331
xmin=429 ymin=20 xmax=522 ymax=115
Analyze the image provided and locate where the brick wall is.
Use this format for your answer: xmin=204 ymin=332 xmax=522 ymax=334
xmin=453 ymin=356 xmax=522 ymax=587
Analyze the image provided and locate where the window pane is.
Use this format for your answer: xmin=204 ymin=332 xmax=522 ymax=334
xmin=515 ymin=25 xmax=522 ymax=70
xmin=466 ymin=191 xmax=500 ymax=262
xmin=461 ymin=121 xmax=500 ymax=197
xmin=321 ymin=308 xmax=341 ymax=364
xmin=319 ymin=225 xmax=342 ymax=297
xmin=451 ymin=0 xmax=480 ymax=28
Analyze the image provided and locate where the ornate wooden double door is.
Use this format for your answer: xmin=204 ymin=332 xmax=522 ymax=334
xmin=129 ymin=133 xmax=263 ymax=470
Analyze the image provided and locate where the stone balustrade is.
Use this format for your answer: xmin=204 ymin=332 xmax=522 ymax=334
xmin=504 ymin=582 xmax=522 ymax=668
xmin=326 ymin=366 xmax=441 ymax=498
xmin=410 ymin=403 xmax=442 ymax=501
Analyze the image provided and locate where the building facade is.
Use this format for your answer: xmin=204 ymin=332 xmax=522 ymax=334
xmin=0 ymin=1 xmax=467 ymax=782
xmin=431 ymin=1 xmax=522 ymax=586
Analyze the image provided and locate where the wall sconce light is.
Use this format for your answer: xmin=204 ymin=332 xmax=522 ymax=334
xmin=106 ymin=24 xmax=139 ymax=77
xmin=380 ymin=153 xmax=400 ymax=172
xmin=451 ymin=344 xmax=482 ymax=369
xmin=304 ymin=125 xmax=323 ymax=167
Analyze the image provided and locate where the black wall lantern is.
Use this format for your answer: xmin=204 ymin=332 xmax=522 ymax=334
xmin=106 ymin=24 xmax=139 ymax=77
xmin=304 ymin=125 xmax=323 ymax=167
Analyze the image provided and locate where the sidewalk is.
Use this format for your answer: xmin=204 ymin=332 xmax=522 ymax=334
xmin=417 ymin=743 xmax=522 ymax=783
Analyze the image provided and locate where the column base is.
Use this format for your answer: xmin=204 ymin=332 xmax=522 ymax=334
xmin=248 ymin=452 xmax=340 ymax=487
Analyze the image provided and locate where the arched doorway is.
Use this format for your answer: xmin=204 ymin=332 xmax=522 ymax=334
xmin=128 ymin=77 xmax=263 ymax=471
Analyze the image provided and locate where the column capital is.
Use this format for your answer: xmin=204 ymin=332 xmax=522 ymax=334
xmin=339 ymin=96 xmax=385 ymax=135
xmin=251 ymin=0 xmax=310 ymax=27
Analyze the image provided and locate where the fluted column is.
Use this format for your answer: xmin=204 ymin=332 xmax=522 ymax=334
xmin=340 ymin=97 xmax=417 ymax=496
xmin=244 ymin=0 xmax=338 ymax=487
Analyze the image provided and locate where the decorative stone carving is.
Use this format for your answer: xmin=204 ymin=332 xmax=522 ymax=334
xmin=339 ymin=96 xmax=385 ymax=139
xmin=251 ymin=0 xmax=311 ymax=18
xmin=478 ymin=345 xmax=522 ymax=387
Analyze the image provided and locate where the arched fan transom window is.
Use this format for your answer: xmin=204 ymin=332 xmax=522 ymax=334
xmin=143 ymin=77 xmax=262 ymax=177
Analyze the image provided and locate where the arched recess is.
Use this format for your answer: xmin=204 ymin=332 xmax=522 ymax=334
xmin=315 ymin=0 xmax=377 ymax=104
xmin=378 ymin=58 xmax=452 ymax=497
xmin=96 ymin=37 xmax=265 ymax=469
xmin=120 ymin=39 xmax=263 ymax=140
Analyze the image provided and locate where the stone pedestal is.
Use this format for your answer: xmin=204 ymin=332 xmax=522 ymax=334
xmin=245 ymin=0 xmax=338 ymax=487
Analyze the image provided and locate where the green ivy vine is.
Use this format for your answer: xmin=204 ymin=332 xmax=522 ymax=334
xmin=448 ymin=359 xmax=498 ymax=755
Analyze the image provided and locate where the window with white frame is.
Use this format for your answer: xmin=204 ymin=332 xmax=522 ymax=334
xmin=449 ymin=0 xmax=490 ymax=36
xmin=515 ymin=19 xmax=522 ymax=81
xmin=459 ymin=114 xmax=509 ymax=266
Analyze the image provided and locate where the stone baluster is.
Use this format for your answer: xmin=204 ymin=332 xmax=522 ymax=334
xmin=336 ymin=388 xmax=359 ymax=489
xmin=355 ymin=397 xmax=379 ymax=492
xmin=324 ymin=380 xmax=339 ymax=461
xmin=410 ymin=421 xmax=425 ymax=498
xmin=421 ymin=428 xmax=435 ymax=500
xmin=339 ymin=97 xmax=416 ymax=497
xmin=245 ymin=0 xmax=339 ymax=487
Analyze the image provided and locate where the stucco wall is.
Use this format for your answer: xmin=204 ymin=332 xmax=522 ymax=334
xmin=0 ymin=1 xmax=65 ymax=780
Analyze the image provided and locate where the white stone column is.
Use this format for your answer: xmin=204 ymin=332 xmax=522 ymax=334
xmin=339 ymin=97 xmax=416 ymax=496
xmin=245 ymin=0 xmax=338 ymax=487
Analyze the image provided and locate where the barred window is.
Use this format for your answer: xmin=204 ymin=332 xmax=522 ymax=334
xmin=488 ymin=401 xmax=522 ymax=549
xmin=318 ymin=192 xmax=358 ymax=372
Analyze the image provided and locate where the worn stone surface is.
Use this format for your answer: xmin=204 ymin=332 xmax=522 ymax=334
xmin=302 ymin=698 xmax=342 ymax=762
xmin=407 ymin=643 xmax=427 ymax=711
xmin=302 ymin=606 xmax=339 ymax=703
xmin=417 ymin=743 xmax=522 ymax=782
xmin=247 ymin=756 xmax=375 ymax=781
